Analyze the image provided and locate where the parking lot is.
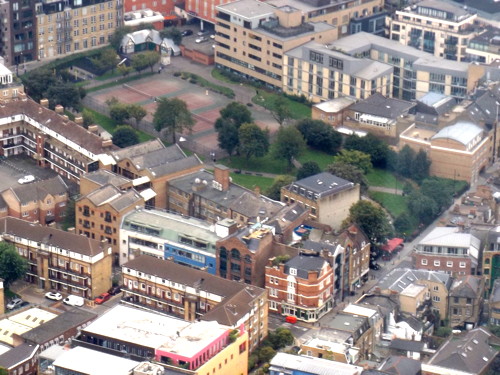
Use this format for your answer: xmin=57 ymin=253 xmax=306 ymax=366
xmin=0 ymin=155 xmax=75 ymax=193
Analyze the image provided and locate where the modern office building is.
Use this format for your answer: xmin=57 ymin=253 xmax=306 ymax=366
xmin=387 ymin=0 xmax=479 ymax=62
xmin=327 ymin=32 xmax=485 ymax=101
xmin=283 ymin=41 xmax=393 ymax=103
xmin=119 ymin=208 xmax=223 ymax=269
xmin=466 ymin=26 xmax=500 ymax=64
xmin=214 ymin=0 xmax=337 ymax=90
xmin=0 ymin=217 xmax=113 ymax=299
xmin=36 ymin=0 xmax=123 ymax=60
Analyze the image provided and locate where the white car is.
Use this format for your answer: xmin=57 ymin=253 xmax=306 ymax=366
xmin=63 ymin=295 xmax=84 ymax=307
xmin=7 ymin=298 xmax=23 ymax=310
xmin=195 ymin=37 xmax=208 ymax=44
xmin=45 ymin=291 xmax=63 ymax=301
xmin=18 ymin=175 xmax=35 ymax=184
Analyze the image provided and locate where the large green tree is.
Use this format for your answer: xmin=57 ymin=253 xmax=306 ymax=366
xmin=153 ymin=98 xmax=194 ymax=143
xmin=344 ymin=133 xmax=390 ymax=168
xmin=344 ymin=200 xmax=392 ymax=243
xmin=270 ymin=96 xmax=291 ymax=127
xmin=127 ymin=104 xmax=147 ymax=128
xmin=109 ymin=103 xmax=130 ymax=124
xmin=296 ymin=118 xmax=342 ymax=154
xmin=142 ymin=51 xmax=161 ymax=72
xmin=131 ymin=53 xmax=150 ymax=73
xmin=215 ymin=102 xmax=253 ymax=156
xmin=217 ymin=119 xmax=239 ymax=157
xmin=333 ymin=149 xmax=373 ymax=174
xmin=109 ymin=26 xmax=133 ymax=51
xmin=396 ymin=145 xmax=416 ymax=178
xmin=219 ymin=102 xmax=253 ymax=128
xmin=81 ymin=108 xmax=96 ymax=129
xmin=326 ymin=162 xmax=369 ymax=194
xmin=413 ymin=149 xmax=432 ymax=181
xmin=160 ymin=27 xmax=182 ymax=45
xmin=420 ymin=178 xmax=453 ymax=210
xmin=113 ymin=126 xmax=139 ymax=148
xmin=46 ymin=82 xmax=84 ymax=111
xmin=238 ymin=123 xmax=269 ymax=160
xmin=0 ymin=242 xmax=27 ymax=287
xmin=265 ymin=175 xmax=294 ymax=201
xmin=408 ymin=192 xmax=439 ymax=225
xmin=297 ymin=161 xmax=321 ymax=180
xmin=272 ymin=126 xmax=306 ymax=170
xmin=91 ymin=48 xmax=118 ymax=73
xmin=21 ymin=68 xmax=57 ymax=102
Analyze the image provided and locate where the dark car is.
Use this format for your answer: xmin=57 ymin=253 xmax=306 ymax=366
xmin=181 ymin=29 xmax=193 ymax=36
xmin=370 ymin=262 xmax=381 ymax=270
xmin=108 ymin=286 xmax=122 ymax=295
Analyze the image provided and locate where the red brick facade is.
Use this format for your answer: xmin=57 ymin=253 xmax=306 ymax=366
xmin=415 ymin=253 xmax=472 ymax=275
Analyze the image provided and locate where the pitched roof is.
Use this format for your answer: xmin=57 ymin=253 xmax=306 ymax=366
xmin=82 ymin=184 xmax=143 ymax=211
xmin=379 ymin=355 xmax=421 ymax=375
xmin=450 ymin=275 xmax=482 ymax=299
xmin=418 ymin=227 xmax=478 ymax=249
xmin=270 ymin=353 xmax=363 ymax=375
xmin=388 ymin=340 xmax=424 ymax=353
xmin=375 ymin=268 xmax=453 ymax=293
xmin=348 ymin=93 xmax=414 ymax=119
xmin=81 ymin=169 xmax=131 ymax=188
xmin=123 ymin=256 xmax=265 ymax=326
xmin=0 ymin=343 xmax=38 ymax=369
xmin=0 ymin=217 xmax=107 ymax=256
xmin=0 ymin=97 xmax=114 ymax=155
xmin=426 ymin=328 xmax=499 ymax=374
xmin=21 ymin=308 xmax=97 ymax=344
xmin=284 ymin=253 xmax=328 ymax=279
xmin=287 ymin=172 xmax=356 ymax=197
xmin=6 ymin=176 xmax=67 ymax=204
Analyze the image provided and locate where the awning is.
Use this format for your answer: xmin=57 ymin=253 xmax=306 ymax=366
xmin=359 ymin=113 xmax=389 ymax=124
xmin=139 ymin=188 xmax=156 ymax=201
xmin=164 ymin=15 xmax=178 ymax=20
xmin=337 ymin=127 xmax=367 ymax=137
xmin=381 ymin=238 xmax=404 ymax=253
xmin=132 ymin=176 xmax=150 ymax=186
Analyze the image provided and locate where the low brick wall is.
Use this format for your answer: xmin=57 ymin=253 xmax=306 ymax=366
xmin=180 ymin=45 xmax=214 ymax=65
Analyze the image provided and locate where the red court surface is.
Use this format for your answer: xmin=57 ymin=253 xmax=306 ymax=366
xmin=133 ymin=80 xmax=183 ymax=96
xmin=176 ymin=92 xmax=214 ymax=111
xmin=94 ymin=89 xmax=148 ymax=104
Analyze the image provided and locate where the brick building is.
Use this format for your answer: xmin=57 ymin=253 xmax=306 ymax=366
xmin=0 ymin=217 xmax=113 ymax=299
xmin=281 ymin=172 xmax=359 ymax=231
xmin=414 ymin=227 xmax=480 ymax=276
xmin=0 ymin=176 xmax=68 ymax=224
xmin=216 ymin=203 xmax=308 ymax=286
xmin=448 ymin=275 xmax=485 ymax=329
xmin=76 ymin=184 xmax=144 ymax=263
xmin=265 ymin=252 xmax=334 ymax=322
xmin=122 ymin=255 xmax=268 ymax=351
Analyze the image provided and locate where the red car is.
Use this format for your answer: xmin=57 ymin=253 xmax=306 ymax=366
xmin=94 ymin=293 xmax=111 ymax=305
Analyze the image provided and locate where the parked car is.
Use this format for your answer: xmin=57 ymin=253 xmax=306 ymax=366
xmin=369 ymin=261 xmax=381 ymax=270
xmin=18 ymin=175 xmax=35 ymax=184
xmin=7 ymin=298 xmax=23 ymax=310
xmin=94 ymin=293 xmax=111 ymax=305
xmin=63 ymin=295 xmax=84 ymax=307
xmin=45 ymin=291 xmax=63 ymax=301
xmin=195 ymin=36 xmax=208 ymax=43
xmin=197 ymin=30 xmax=209 ymax=36
xmin=108 ymin=286 xmax=122 ymax=296
xmin=210 ymin=34 xmax=215 ymax=39
xmin=181 ymin=29 xmax=193 ymax=36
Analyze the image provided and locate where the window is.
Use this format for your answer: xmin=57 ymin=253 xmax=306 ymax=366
xmin=434 ymin=260 xmax=440 ymax=267
xmin=269 ymin=288 xmax=278 ymax=297
xmin=459 ymin=262 xmax=466 ymax=268
xmin=447 ymin=261 xmax=453 ymax=267
xmin=433 ymin=285 xmax=439 ymax=291
xmin=432 ymin=296 xmax=440 ymax=302
xmin=289 ymin=268 xmax=297 ymax=276
xmin=421 ymin=259 xmax=428 ymax=265
xmin=269 ymin=301 xmax=278 ymax=310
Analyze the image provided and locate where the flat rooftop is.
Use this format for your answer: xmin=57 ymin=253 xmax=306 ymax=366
xmin=217 ymin=0 xmax=275 ymax=19
xmin=401 ymin=283 xmax=426 ymax=298
xmin=82 ymin=305 xmax=229 ymax=357
xmin=53 ymin=346 xmax=139 ymax=375
xmin=9 ymin=307 xmax=57 ymax=328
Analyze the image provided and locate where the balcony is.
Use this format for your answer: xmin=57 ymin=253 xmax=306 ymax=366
xmin=48 ymin=265 xmax=89 ymax=279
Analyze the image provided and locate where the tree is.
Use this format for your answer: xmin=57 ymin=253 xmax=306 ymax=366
xmin=297 ymin=161 xmax=321 ymax=180
xmin=270 ymin=96 xmax=291 ymax=127
xmin=109 ymin=103 xmax=130 ymax=124
xmin=91 ymin=48 xmax=118 ymax=74
xmin=81 ymin=108 xmax=96 ymax=129
xmin=344 ymin=200 xmax=392 ymax=243
xmin=326 ymin=162 xmax=369 ymax=194
xmin=113 ymin=126 xmax=140 ymax=148
xmin=396 ymin=145 xmax=415 ymax=178
xmin=131 ymin=53 xmax=150 ymax=73
xmin=408 ymin=192 xmax=438 ymax=225
xmin=219 ymin=102 xmax=253 ymax=128
xmin=394 ymin=212 xmax=412 ymax=236
xmin=266 ymin=175 xmax=294 ymax=200
xmin=160 ymin=27 xmax=182 ymax=45
xmin=21 ymin=68 xmax=58 ymax=102
xmin=153 ymin=98 xmax=194 ymax=144
xmin=109 ymin=26 xmax=133 ymax=51
xmin=258 ymin=346 xmax=276 ymax=364
xmin=413 ymin=149 xmax=431 ymax=181
xmin=117 ymin=64 xmax=133 ymax=77
xmin=62 ymin=198 xmax=76 ymax=231
xmin=268 ymin=327 xmax=294 ymax=349
xmin=46 ymin=82 xmax=83 ymax=110
xmin=142 ymin=50 xmax=161 ymax=72
xmin=272 ymin=126 xmax=306 ymax=170
xmin=296 ymin=118 xmax=342 ymax=154
xmin=238 ymin=123 xmax=269 ymax=160
xmin=420 ymin=178 xmax=453 ymax=211
xmin=333 ymin=149 xmax=373 ymax=174
xmin=344 ymin=133 xmax=390 ymax=168
xmin=0 ymin=242 xmax=27 ymax=287
xmin=217 ymin=119 xmax=239 ymax=157
xmin=127 ymin=104 xmax=147 ymax=128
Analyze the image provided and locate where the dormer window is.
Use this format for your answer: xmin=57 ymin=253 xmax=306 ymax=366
xmin=289 ymin=268 xmax=297 ymax=276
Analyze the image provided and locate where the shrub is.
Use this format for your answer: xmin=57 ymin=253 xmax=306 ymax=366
xmin=173 ymin=72 xmax=181 ymax=77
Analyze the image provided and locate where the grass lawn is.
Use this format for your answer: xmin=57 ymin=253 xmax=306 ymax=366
xmin=369 ymin=191 xmax=408 ymax=218
xmin=230 ymin=173 xmax=274 ymax=192
xmin=366 ymin=168 xmax=405 ymax=189
xmin=297 ymin=149 xmax=334 ymax=171
xmin=252 ymin=91 xmax=311 ymax=120
xmin=222 ymin=151 xmax=291 ymax=175
xmin=211 ymin=68 xmax=237 ymax=84
xmin=84 ymin=108 xmax=154 ymax=143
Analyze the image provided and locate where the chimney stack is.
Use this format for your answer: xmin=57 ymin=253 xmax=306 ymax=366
xmin=74 ymin=116 xmax=83 ymax=125
xmin=214 ymin=164 xmax=230 ymax=191
xmin=40 ymin=99 xmax=49 ymax=107
xmin=55 ymin=104 xmax=64 ymax=114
